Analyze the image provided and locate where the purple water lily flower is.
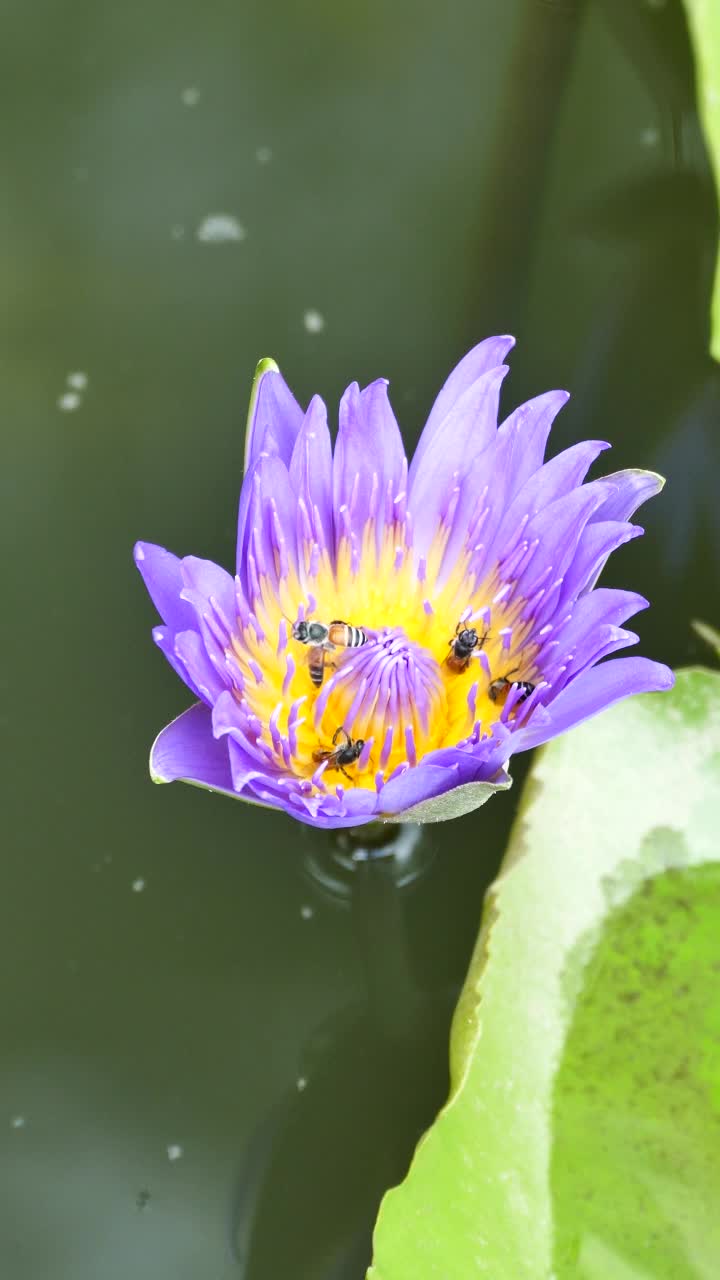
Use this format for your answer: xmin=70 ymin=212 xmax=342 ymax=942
xmin=135 ymin=338 xmax=673 ymax=829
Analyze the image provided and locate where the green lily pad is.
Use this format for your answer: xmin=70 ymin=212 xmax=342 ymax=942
xmin=369 ymin=669 xmax=720 ymax=1279
xmin=683 ymin=2 xmax=720 ymax=362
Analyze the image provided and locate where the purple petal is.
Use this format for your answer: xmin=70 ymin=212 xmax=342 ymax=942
xmin=410 ymin=336 xmax=515 ymax=486
xmin=511 ymin=480 xmax=614 ymax=604
xmin=536 ymin=588 xmax=649 ymax=684
xmin=378 ymin=763 xmax=460 ymax=814
xmin=333 ymin=379 xmax=407 ymax=553
xmin=377 ymin=737 xmax=509 ymax=815
xmin=289 ymin=395 xmax=334 ymax=558
xmin=238 ymin=365 xmax=304 ymax=575
xmin=588 ymin=469 xmax=665 ymax=523
xmin=236 ymin=454 xmax=299 ymax=596
xmin=226 ymin=739 xmax=285 ymax=800
xmin=491 ymin=442 xmax=611 ymax=569
xmin=173 ymin=629 xmax=227 ymax=704
xmin=512 ymin=657 xmax=674 ymax=752
xmin=409 ymin=365 xmax=509 ymax=557
xmin=243 ymin=364 xmax=304 ymax=471
xmin=134 ymin=542 xmax=197 ymax=633
xmin=181 ymin=557 xmax=236 ymax=624
xmin=559 ymin=520 xmax=643 ymax=605
xmin=176 ymin=556 xmax=237 ymax=675
xmin=361 ymin=379 xmax=406 ymax=482
xmin=150 ymin=703 xmax=238 ymax=797
xmin=496 ymin=390 xmax=570 ymax=499
xmin=283 ymin=786 xmax=380 ymax=830
xmin=556 ymin=626 xmax=640 ymax=688
xmin=434 ymin=437 xmax=496 ymax=588
xmin=152 ymin=626 xmax=206 ymax=702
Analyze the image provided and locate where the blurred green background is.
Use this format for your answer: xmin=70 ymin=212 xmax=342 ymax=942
xmin=2 ymin=1 xmax=718 ymax=1276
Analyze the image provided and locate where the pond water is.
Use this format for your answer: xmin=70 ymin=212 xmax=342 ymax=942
xmin=2 ymin=0 xmax=718 ymax=1276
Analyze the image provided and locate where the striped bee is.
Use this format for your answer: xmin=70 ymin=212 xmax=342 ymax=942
xmin=488 ymin=673 xmax=536 ymax=704
xmin=291 ymin=618 xmax=368 ymax=688
xmin=312 ymin=726 xmax=365 ymax=780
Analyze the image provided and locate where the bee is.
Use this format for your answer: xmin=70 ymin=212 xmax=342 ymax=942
xmin=291 ymin=618 xmax=368 ymax=688
xmin=488 ymin=671 xmax=536 ymax=704
xmin=445 ymin=620 xmax=488 ymax=673
xmin=312 ymin=727 xmax=365 ymax=780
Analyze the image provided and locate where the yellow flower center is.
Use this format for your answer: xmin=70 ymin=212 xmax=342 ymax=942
xmin=227 ymin=521 xmax=540 ymax=794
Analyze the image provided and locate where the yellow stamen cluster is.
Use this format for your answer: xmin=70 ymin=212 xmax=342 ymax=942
xmin=229 ymin=528 xmax=538 ymax=792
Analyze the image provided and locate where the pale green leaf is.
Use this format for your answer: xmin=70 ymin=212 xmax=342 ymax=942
xmin=369 ymin=669 xmax=720 ymax=1280
xmin=692 ymin=618 xmax=720 ymax=659
xmin=683 ymin=1 xmax=720 ymax=361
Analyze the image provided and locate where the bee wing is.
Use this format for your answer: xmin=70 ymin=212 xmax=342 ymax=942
xmin=311 ymin=748 xmax=333 ymax=764
xmin=306 ymin=643 xmax=337 ymax=667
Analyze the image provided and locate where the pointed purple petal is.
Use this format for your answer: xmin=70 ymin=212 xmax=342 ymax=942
xmin=512 ymin=657 xmax=674 ymax=753
xmin=378 ymin=763 xmax=459 ymax=814
xmin=409 ymin=365 xmax=509 ymax=557
xmin=333 ymin=379 xmax=407 ymax=551
xmin=289 ymin=395 xmax=334 ymax=557
xmin=536 ymin=588 xmax=649 ymax=686
xmin=588 ymin=469 xmax=665 ymax=523
xmin=559 ymin=520 xmax=643 ymax=605
xmin=459 ymin=392 xmax=570 ymax=586
xmin=361 ymin=378 xmax=406 ymax=479
xmin=150 ymin=703 xmax=237 ymax=796
xmin=172 ymin=629 xmax=227 ymax=703
xmin=244 ymin=366 xmax=304 ymax=471
xmin=236 ymin=453 xmax=299 ymax=596
xmin=134 ymin=542 xmax=197 ymax=633
xmin=151 ymin=626 xmax=205 ymax=702
xmin=511 ymin=480 xmax=614 ymax=602
xmin=496 ymin=390 xmax=570 ymax=498
xmin=410 ymin=336 xmax=515 ymax=486
xmin=181 ymin=557 xmax=236 ymax=623
xmin=491 ymin=442 xmax=611 ymax=569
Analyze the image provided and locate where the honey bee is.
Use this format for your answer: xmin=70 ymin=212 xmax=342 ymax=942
xmin=488 ymin=671 xmax=536 ymax=703
xmin=445 ymin=620 xmax=489 ymax=673
xmin=312 ymin=727 xmax=365 ymax=780
xmin=291 ymin=618 xmax=368 ymax=688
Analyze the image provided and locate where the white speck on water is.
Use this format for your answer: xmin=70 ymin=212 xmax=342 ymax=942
xmin=167 ymin=1144 xmax=183 ymax=1161
xmin=640 ymin=126 xmax=659 ymax=147
xmin=196 ymin=214 xmax=246 ymax=244
xmin=296 ymin=1076 xmax=308 ymax=1092
xmin=58 ymin=391 xmax=81 ymax=412
xmin=170 ymin=224 xmax=186 ymax=241
xmin=181 ymin=86 xmax=201 ymax=106
xmin=303 ymin=309 xmax=325 ymax=334
xmin=256 ymin=146 xmax=273 ymax=165
xmin=300 ymin=903 xmax=314 ymax=920
xmin=132 ymin=878 xmax=146 ymax=893
xmin=10 ymin=1115 xmax=26 ymax=1129
xmin=67 ymin=371 xmax=88 ymax=390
